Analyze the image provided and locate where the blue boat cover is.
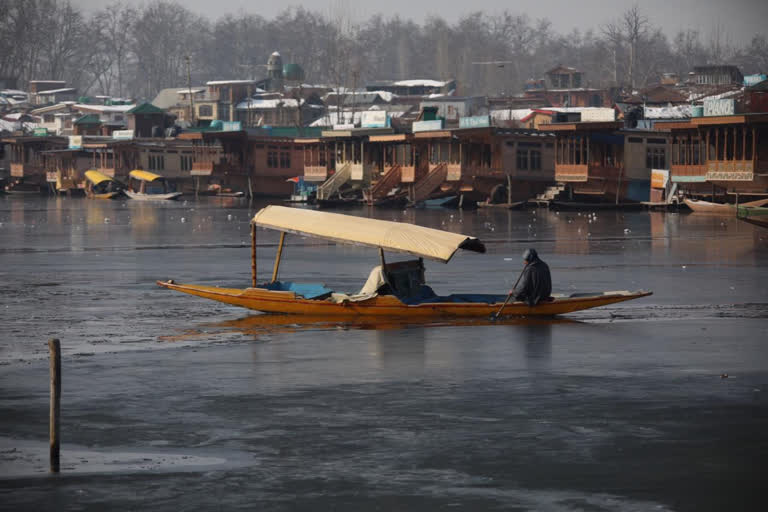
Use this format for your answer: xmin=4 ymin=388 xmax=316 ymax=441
xmin=264 ymin=281 xmax=334 ymax=299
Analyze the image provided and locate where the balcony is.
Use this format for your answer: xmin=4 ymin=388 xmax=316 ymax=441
xmin=191 ymin=162 xmax=214 ymax=176
xmin=446 ymin=163 xmax=462 ymax=181
xmin=400 ymin=165 xmax=417 ymax=183
xmin=304 ymin=165 xmax=328 ymax=182
xmin=705 ymin=160 xmax=754 ymax=181
xmin=94 ymin=167 xmax=116 ymax=178
xmin=554 ymin=163 xmax=589 ymax=182
xmin=10 ymin=163 xmax=46 ymax=178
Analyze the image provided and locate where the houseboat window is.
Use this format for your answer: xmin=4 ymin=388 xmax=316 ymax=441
xmin=267 ymin=151 xmax=278 ymax=168
xmin=180 ymin=155 xmax=194 ymax=171
xmin=516 ymin=149 xmax=528 ymax=170
xmin=198 ymin=105 xmax=213 ymax=117
xmin=43 ymin=114 xmax=54 ymax=123
xmin=484 ymin=144 xmax=491 ymax=167
xmin=545 ymin=143 xmax=554 ymax=148
xmin=148 ymin=155 xmax=165 ymax=170
xmin=530 ymin=150 xmax=541 ymax=170
xmin=646 ymin=147 xmax=666 ymax=169
xmin=628 ymin=137 xmax=644 ymax=144
xmin=280 ymin=151 xmax=290 ymax=168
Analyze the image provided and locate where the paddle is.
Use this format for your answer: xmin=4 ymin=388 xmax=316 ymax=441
xmin=493 ymin=263 xmax=528 ymax=321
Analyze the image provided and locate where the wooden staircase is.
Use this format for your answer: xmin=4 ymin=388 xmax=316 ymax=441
xmin=366 ymin=165 xmax=401 ymax=205
xmin=536 ymin=183 xmax=566 ymax=202
xmin=317 ymin=163 xmax=351 ymax=200
xmin=412 ymin=163 xmax=448 ymax=203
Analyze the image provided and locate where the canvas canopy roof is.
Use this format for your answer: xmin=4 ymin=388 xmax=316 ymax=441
xmin=252 ymin=205 xmax=485 ymax=263
xmin=129 ymin=169 xmax=164 ymax=182
xmin=84 ymin=170 xmax=115 ymax=185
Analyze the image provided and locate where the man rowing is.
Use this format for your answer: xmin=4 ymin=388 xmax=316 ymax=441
xmin=511 ymin=248 xmax=552 ymax=306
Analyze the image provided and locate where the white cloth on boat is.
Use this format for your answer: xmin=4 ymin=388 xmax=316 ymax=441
xmin=359 ymin=265 xmax=387 ymax=295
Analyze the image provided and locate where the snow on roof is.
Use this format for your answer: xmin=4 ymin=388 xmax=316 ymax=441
xmin=1 ymin=89 xmax=28 ymax=97
xmin=36 ymin=88 xmax=76 ymax=95
xmin=177 ymin=88 xmax=206 ymax=94
xmin=391 ymin=79 xmax=447 ymax=88
xmin=0 ymin=119 xmax=18 ymax=132
xmin=691 ymin=87 xmax=743 ymax=103
xmin=206 ymin=79 xmax=256 ymax=86
xmin=236 ymin=98 xmax=302 ymax=109
xmin=644 ymin=105 xmax=693 ymax=119
xmin=490 ymin=109 xmax=534 ymax=121
xmin=29 ymin=80 xmax=65 ymax=84
xmin=271 ymin=51 xmax=281 ymax=57
xmin=74 ymin=103 xmax=136 ymax=113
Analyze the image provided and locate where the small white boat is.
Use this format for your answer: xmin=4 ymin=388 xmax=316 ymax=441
xmin=125 ymin=170 xmax=182 ymax=201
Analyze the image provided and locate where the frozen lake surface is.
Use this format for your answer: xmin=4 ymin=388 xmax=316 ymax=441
xmin=1 ymin=196 xmax=766 ymax=510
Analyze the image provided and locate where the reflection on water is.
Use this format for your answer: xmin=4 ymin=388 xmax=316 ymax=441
xmin=520 ymin=322 xmax=552 ymax=370
xmin=0 ymin=195 xmax=766 ymax=362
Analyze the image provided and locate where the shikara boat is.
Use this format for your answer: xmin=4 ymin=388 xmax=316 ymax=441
xmin=737 ymin=205 xmax=768 ymax=229
xmin=84 ymin=170 xmax=124 ymax=199
xmin=125 ymin=170 xmax=182 ymax=201
xmin=158 ymin=206 xmax=651 ymax=318
xmin=477 ymin=200 xmax=527 ymax=210
xmin=684 ymin=197 xmax=768 ymax=214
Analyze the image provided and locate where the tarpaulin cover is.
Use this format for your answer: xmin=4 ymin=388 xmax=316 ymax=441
xmin=84 ymin=170 xmax=114 ymax=185
xmin=252 ymin=205 xmax=485 ymax=263
xmin=129 ymin=169 xmax=164 ymax=182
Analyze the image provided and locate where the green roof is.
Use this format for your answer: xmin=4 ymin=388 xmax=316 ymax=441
xmin=74 ymin=114 xmax=101 ymax=125
xmin=127 ymin=102 xmax=165 ymax=115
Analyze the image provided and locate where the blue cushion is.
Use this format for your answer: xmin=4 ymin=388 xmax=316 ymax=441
xmin=263 ymin=281 xmax=333 ymax=300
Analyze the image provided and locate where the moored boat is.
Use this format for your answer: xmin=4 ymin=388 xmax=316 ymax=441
xmin=158 ymin=206 xmax=652 ymax=319
xmin=684 ymin=197 xmax=768 ymax=214
xmin=85 ymin=170 xmax=124 ymax=199
xmin=737 ymin=205 xmax=768 ymax=229
xmin=125 ymin=170 xmax=182 ymax=201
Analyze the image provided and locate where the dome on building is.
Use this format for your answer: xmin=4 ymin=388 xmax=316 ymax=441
xmin=267 ymin=52 xmax=283 ymax=70
xmin=283 ymin=63 xmax=305 ymax=82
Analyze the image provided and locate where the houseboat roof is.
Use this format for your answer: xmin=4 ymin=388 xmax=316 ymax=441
xmin=251 ymin=205 xmax=485 ymax=263
xmin=129 ymin=170 xmax=164 ymax=182
xmin=85 ymin=170 xmax=116 ymax=185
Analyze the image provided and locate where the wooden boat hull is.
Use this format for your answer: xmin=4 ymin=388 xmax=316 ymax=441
xmin=156 ymin=281 xmax=652 ymax=318
xmin=88 ymin=191 xmax=121 ymax=200
xmin=685 ymin=197 xmax=768 ymax=214
xmin=125 ymin=190 xmax=183 ymax=201
xmin=477 ymin=201 xmax=526 ymax=210
xmin=737 ymin=205 xmax=768 ymax=229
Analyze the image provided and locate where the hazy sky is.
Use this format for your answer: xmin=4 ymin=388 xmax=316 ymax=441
xmin=74 ymin=0 xmax=767 ymax=45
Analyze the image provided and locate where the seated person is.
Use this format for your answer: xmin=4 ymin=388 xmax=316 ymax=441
xmin=512 ymin=248 xmax=552 ymax=306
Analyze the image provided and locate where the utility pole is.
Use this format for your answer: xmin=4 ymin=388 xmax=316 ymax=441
xmin=186 ymin=55 xmax=195 ymax=125
xmin=351 ymin=69 xmax=359 ymax=127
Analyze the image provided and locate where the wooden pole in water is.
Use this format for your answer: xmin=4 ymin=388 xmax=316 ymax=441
xmin=251 ymin=223 xmax=257 ymax=287
xmin=48 ymin=338 xmax=61 ymax=473
xmin=271 ymin=232 xmax=286 ymax=283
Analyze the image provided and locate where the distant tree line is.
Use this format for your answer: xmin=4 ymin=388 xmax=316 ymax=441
xmin=1 ymin=0 xmax=767 ymax=101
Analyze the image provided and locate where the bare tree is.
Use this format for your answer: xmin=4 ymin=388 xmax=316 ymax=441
xmin=621 ymin=5 xmax=649 ymax=89
xmin=600 ymin=21 xmax=623 ymax=86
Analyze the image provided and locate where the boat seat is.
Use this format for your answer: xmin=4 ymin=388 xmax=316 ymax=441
xmin=263 ymin=281 xmax=333 ymax=300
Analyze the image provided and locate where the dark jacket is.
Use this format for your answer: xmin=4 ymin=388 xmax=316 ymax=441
xmin=514 ymin=257 xmax=552 ymax=306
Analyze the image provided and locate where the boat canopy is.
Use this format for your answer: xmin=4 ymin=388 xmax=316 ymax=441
xmin=129 ymin=169 xmax=164 ymax=182
xmin=84 ymin=169 xmax=114 ymax=185
xmin=252 ymin=205 xmax=485 ymax=263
